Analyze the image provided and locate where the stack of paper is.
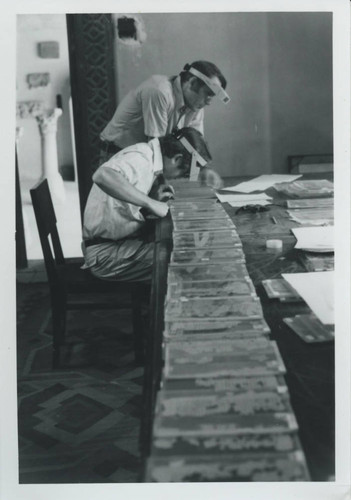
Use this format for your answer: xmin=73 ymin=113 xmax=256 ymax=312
xmin=216 ymin=192 xmax=272 ymax=207
xmin=291 ymin=226 xmax=334 ymax=252
xmin=286 ymin=198 xmax=333 ymax=209
xmin=287 ymin=208 xmax=334 ymax=226
xmin=221 ymin=175 xmax=302 ymax=193
xmin=273 ymin=179 xmax=333 ymax=198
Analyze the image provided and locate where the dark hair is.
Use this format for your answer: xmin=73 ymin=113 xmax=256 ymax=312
xmin=159 ymin=127 xmax=212 ymax=176
xmin=180 ymin=60 xmax=227 ymax=90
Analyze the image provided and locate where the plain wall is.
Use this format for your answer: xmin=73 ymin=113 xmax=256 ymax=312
xmin=16 ymin=14 xmax=73 ymax=184
xmin=112 ymin=12 xmax=333 ymax=177
xmin=268 ymin=12 xmax=333 ymax=172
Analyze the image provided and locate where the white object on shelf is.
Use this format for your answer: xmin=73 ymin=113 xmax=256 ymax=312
xmin=36 ymin=107 xmax=65 ymax=204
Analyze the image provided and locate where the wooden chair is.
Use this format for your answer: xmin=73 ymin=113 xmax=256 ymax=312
xmin=30 ymin=179 xmax=148 ymax=368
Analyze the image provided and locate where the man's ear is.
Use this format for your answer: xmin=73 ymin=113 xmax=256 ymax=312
xmin=189 ymin=76 xmax=201 ymax=92
xmin=172 ymin=153 xmax=183 ymax=166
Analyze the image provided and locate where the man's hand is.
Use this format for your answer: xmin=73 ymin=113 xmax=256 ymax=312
xmin=199 ymin=167 xmax=223 ymax=190
xmin=148 ymin=199 xmax=169 ymax=218
xmin=156 ymin=184 xmax=175 ymax=202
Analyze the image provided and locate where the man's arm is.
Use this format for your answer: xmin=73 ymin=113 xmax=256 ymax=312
xmin=141 ymin=86 xmax=169 ymax=138
xmin=93 ymin=167 xmax=169 ymax=218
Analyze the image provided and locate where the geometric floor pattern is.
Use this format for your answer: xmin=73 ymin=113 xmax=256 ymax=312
xmin=17 ymin=282 xmax=144 ymax=483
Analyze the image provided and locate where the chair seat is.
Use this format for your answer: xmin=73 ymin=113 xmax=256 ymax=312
xmin=60 ymin=259 xmax=145 ymax=294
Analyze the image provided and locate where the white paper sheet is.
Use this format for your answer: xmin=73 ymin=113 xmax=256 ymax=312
xmin=288 ymin=208 xmax=334 ymax=226
xmin=282 ymin=272 xmax=334 ymax=325
xmin=291 ymin=226 xmax=334 ymax=252
xmin=216 ymin=192 xmax=272 ymax=204
xmin=221 ymin=174 xmax=302 ymax=193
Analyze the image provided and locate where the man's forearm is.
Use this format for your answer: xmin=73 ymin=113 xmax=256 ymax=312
xmin=93 ymin=167 xmax=153 ymax=210
xmin=93 ymin=166 xmax=169 ymax=218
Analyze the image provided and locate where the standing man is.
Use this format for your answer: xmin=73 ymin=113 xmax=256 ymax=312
xmin=98 ymin=60 xmax=230 ymax=188
xmin=82 ymin=127 xmax=212 ymax=283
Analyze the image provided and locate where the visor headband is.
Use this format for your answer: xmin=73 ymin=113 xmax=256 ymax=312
xmin=188 ymin=67 xmax=230 ymax=104
xmin=178 ymin=136 xmax=208 ymax=167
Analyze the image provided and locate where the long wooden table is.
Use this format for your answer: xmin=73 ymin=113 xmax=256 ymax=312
xmin=141 ymin=175 xmax=334 ymax=481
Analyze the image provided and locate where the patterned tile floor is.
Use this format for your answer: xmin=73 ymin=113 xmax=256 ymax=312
xmin=17 ymin=282 xmax=144 ymax=483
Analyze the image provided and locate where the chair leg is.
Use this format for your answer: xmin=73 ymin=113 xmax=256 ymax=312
xmin=51 ymin=296 xmax=67 ymax=369
xmin=131 ymin=288 xmax=146 ymax=365
xmin=52 ymin=340 xmax=61 ymax=369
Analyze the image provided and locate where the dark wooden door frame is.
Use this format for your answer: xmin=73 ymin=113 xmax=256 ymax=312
xmin=66 ymin=14 xmax=117 ymax=222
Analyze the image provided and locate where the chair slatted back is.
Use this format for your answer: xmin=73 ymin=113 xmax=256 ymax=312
xmin=30 ymin=179 xmax=65 ymax=286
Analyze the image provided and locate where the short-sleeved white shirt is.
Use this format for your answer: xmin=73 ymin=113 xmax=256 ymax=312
xmin=83 ymin=138 xmax=163 ymax=241
xmin=100 ymin=75 xmax=204 ymax=148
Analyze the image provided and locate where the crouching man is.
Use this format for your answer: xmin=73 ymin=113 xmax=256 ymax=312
xmin=82 ymin=127 xmax=213 ymax=283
